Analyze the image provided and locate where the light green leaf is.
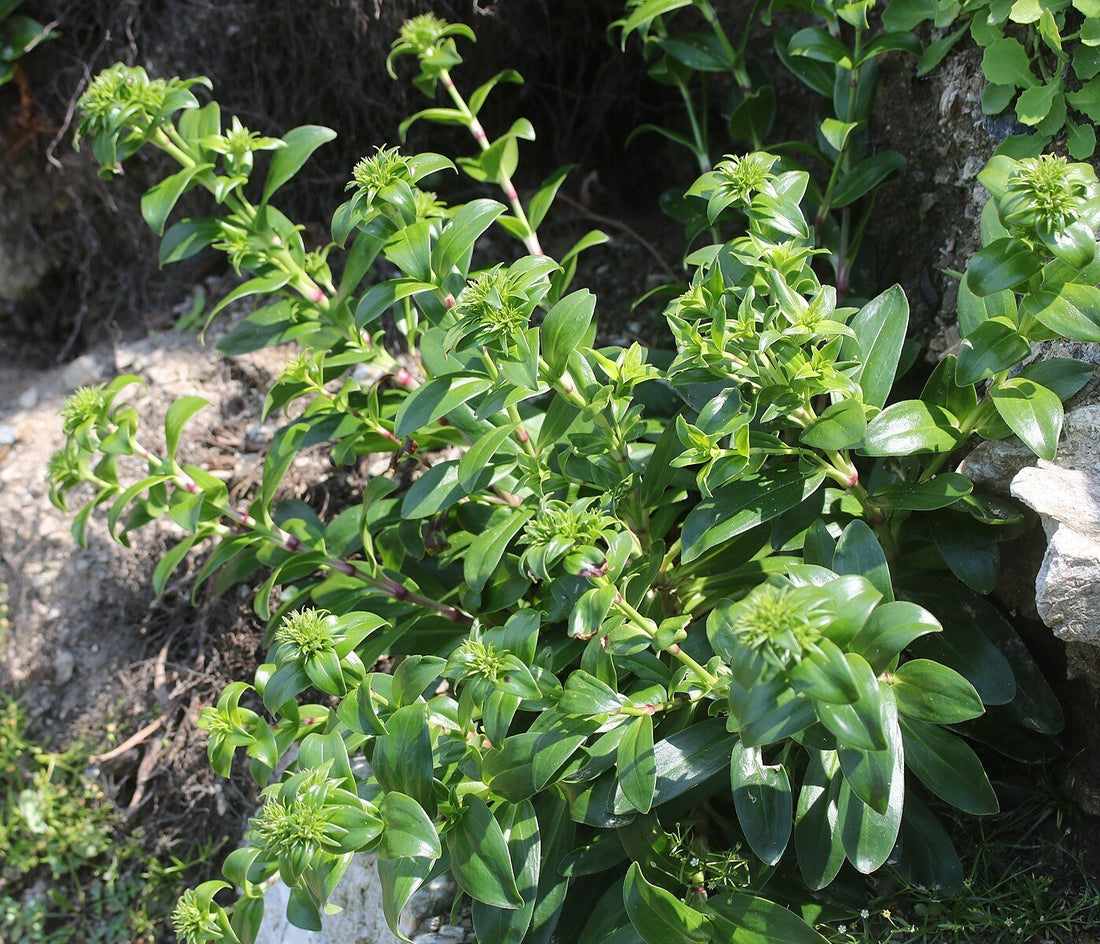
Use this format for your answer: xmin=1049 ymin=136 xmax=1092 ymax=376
xmin=990 ymin=377 xmax=1063 ymax=460
xmin=262 ymin=125 xmax=337 ymax=204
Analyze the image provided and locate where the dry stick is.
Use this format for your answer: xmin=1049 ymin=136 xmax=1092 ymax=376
xmin=89 ymin=715 xmax=166 ymax=765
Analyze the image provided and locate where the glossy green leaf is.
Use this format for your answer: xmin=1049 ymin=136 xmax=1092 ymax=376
xmin=395 ymin=374 xmax=492 ymax=439
xmin=1018 ymin=357 xmax=1093 ymax=401
xmin=730 ymin=741 xmax=792 ymax=865
xmin=705 ymin=891 xmax=828 ymax=944
xmin=906 ymin=584 xmax=1016 ymax=705
xmin=433 ymin=199 xmax=506 ymax=279
xmin=472 ymin=800 xmax=542 ymax=944
xmin=262 ymin=125 xmax=337 ymax=204
xmin=861 ymin=401 xmax=961 ymax=456
xmin=838 ymin=687 xmax=902 ymax=815
xmin=794 ymin=751 xmax=845 ymax=890
xmin=682 ymin=467 xmax=826 ymax=562
xmin=653 ymin=719 xmax=737 ymax=806
xmin=616 ymin=714 xmax=657 ymax=814
xmin=800 ymin=400 xmax=866 ymax=449
xmin=380 ymin=792 xmax=442 ymax=860
xmin=623 ymin=863 xmax=710 ymax=944
xmin=900 ymin=716 xmax=998 ymax=814
xmin=891 ymin=659 xmax=984 ymax=723
xmin=816 ymin=654 xmax=888 ymax=751
xmin=447 ymin=797 xmax=524 ymax=909
xmin=869 ymin=473 xmax=972 ymax=511
xmin=850 ymin=600 xmax=941 ymax=673
xmin=991 ymin=377 xmax=1063 ymax=460
xmin=837 ymin=284 xmax=909 ymax=409
xmin=569 ymin=585 xmax=617 ymax=640
xmin=372 ymin=703 xmax=435 ymax=814
xmin=1026 ymin=283 xmax=1100 ymax=341
xmin=966 ymin=237 xmax=1044 ymax=295
xmin=956 ymin=317 xmax=1031 ymax=385
xmin=833 ymin=520 xmax=893 ymax=600
xmin=542 ymin=290 xmax=596 ymax=379
xmin=379 ymin=856 xmax=433 ymax=942
xmin=836 ymin=691 xmax=904 ymax=872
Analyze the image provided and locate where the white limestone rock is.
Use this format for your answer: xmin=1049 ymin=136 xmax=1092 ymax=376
xmin=255 ymin=856 xmax=457 ymax=944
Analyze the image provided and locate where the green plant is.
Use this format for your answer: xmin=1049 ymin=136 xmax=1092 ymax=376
xmin=53 ymin=13 xmax=1085 ymax=944
xmin=0 ymin=0 xmax=57 ymax=88
xmin=0 ymin=697 xmax=179 ymax=943
xmin=884 ymin=0 xmax=1100 ymax=158
xmin=616 ymin=0 xmax=918 ymax=298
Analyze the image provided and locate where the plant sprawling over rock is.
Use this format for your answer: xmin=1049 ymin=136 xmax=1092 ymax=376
xmin=53 ymin=4 xmax=1089 ymax=943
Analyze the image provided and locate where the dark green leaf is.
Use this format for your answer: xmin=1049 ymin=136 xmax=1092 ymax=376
xmin=395 ymin=374 xmax=492 ymax=439
xmin=900 ymin=716 xmax=998 ymax=814
xmin=681 ymin=467 xmax=826 ymax=562
xmin=622 ymin=863 xmax=710 ymax=944
xmin=956 ymin=317 xmax=1031 ymax=385
xmin=869 ymin=473 xmax=972 ymax=511
xmin=1025 ymin=283 xmax=1100 ymax=342
xmin=891 ymin=659 xmax=984 ymax=723
xmin=380 ymin=792 xmax=441 ymax=860
xmin=850 ymin=600 xmax=941 ymax=673
xmin=472 ymin=800 xmax=542 ymax=944
xmin=616 ymin=714 xmax=657 ymax=814
xmin=966 ymin=237 xmax=1044 ymax=295
xmin=833 ymin=520 xmax=893 ymax=600
xmin=816 ymin=654 xmax=888 ymax=751
xmin=730 ymin=741 xmax=792 ymax=865
xmin=838 ymin=687 xmax=902 ymax=815
xmin=705 ymin=891 xmax=829 ymax=944
xmin=991 ymin=377 xmax=1063 ymax=460
xmin=837 ymin=694 xmax=904 ymax=872
xmin=447 ymin=797 xmax=524 ymax=909
xmin=932 ymin=512 xmax=999 ymax=592
xmin=833 ymin=151 xmax=905 ymax=207
xmin=794 ymin=751 xmax=845 ymax=890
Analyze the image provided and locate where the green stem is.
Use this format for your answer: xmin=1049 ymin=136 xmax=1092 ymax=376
xmin=439 ymin=68 xmax=543 ymax=256
xmin=119 ymin=428 xmax=470 ymax=623
xmin=602 ymin=579 xmax=719 ymax=687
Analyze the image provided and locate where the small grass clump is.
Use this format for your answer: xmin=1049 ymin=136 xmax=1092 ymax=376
xmin=0 ymin=696 xmax=189 ymax=942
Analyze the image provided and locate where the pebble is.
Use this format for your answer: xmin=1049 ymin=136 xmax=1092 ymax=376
xmin=17 ymin=387 xmax=38 ymax=409
xmin=412 ymin=928 xmax=468 ymax=944
xmin=59 ymin=354 xmax=101 ymax=391
xmin=53 ymin=650 xmax=75 ymax=685
xmin=0 ymin=425 xmax=16 ymax=446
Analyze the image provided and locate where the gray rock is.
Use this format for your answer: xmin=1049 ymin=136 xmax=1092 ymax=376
xmin=1009 ymin=405 xmax=1100 ymax=646
xmin=59 ymin=355 xmax=102 ymax=391
xmin=256 ymin=855 xmax=457 ymax=944
xmin=17 ymin=387 xmax=39 ymax=410
xmin=52 ymin=650 xmax=75 ymax=685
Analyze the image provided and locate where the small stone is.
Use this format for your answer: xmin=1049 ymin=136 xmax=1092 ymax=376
xmin=0 ymin=425 xmax=16 ymax=446
xmin=17 ymin=387 xmax=38 ymax=409
xmin=59 ymin=354 xmax=102 ymax=391
xmin=53 ymin=650 xmax=75 ymax=685
xmin=412 ymin=928 xmax=467 ymax=944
